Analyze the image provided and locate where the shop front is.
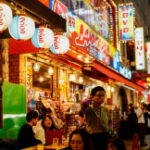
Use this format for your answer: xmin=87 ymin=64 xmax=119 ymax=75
xmin=0 ymin=0 xmax=147 ymax=145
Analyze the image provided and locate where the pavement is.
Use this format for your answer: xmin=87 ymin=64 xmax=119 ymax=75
xmin=123 ymin=134 xmax=150 ymax=150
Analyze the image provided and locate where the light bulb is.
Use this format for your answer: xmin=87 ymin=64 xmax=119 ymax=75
xmin=39 ymin=76 xmax=44 ymax=82
xmin=79 ymin=77 xmax=83 ymax=83
xmin=33 ymin=63 xmax=40 ymax=72
xmin=48 ymin=67 xmax=54 ymax=75
xmin=69 ymin=74 xmax=76 ymax=81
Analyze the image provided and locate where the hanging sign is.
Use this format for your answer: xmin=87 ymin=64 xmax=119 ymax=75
xmin=135 ymin=27 xmax=145 ymax=70
xmin=146 ymin=42 xmax=150 ymax=74
xmin=118 ymin=3 xmax=134 ymax=41
xmin=9 ymin=16 xmax=35 ymax=40
xmin=0 ymin=3 xmax=12 ymax=32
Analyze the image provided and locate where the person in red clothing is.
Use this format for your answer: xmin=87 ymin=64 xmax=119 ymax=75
xmin=18 ymin=110 xmax=42 ymax=149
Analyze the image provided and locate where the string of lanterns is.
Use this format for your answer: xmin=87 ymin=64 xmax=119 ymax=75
xmin=0 ymin=2 xmax=70 ymax=54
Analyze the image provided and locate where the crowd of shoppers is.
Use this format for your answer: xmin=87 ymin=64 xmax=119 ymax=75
xmin=17 ymin=86 xmax=150 ymax=150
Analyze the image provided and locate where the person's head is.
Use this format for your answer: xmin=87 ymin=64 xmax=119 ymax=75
xmin=91 ymin=86 xmax=106 ymax=106
xmin=26 ymin=110 xmax=39 ymax=126
xmin=68 ymin=129 xmax=94 ymax=150
xmin=42 ymin=115 xmax=54 ymax=130
xmin=107 ymin=137 xmax=126 ymax=150
xmin=79 ymin=111 xmax=86 ymax=126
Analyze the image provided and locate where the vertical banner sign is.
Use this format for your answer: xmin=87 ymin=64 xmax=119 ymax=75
xmin=135 ymin=28 xmax=145 ymax=70
xmin=118 ymin=3 xmax=134 ymax=40
xmin=146 ymin=42 xmax=150 ymax=74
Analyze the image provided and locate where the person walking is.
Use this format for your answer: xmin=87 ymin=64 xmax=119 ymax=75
xmin=135 ymin=103 xmax=147 ymax=147
xmin=82 ymin=86 xmax=112 ymax=150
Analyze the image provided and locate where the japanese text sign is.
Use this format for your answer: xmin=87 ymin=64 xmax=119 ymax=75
xmin=135 ymin=27 xmax=145 ymax=70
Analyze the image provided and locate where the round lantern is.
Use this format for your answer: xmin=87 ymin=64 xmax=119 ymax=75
xmin=9 ymin=15 xmax=35 ymax=40
xmin=0 ymin=3 xmax=13 ymax=32
xmin=31 ymin=27 xmax=54 ymax=48
xmin=50 ymin=35 xmax=70 ymax=54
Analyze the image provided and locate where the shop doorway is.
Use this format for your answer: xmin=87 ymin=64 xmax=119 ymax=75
xmin=119 ymin=88 xmax=128 ymax=117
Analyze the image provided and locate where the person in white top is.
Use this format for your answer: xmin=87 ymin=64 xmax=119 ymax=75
xmin=136 ymin=103 xmax=147 ymax=147
xmin=33 ymin=114 xmax=55 ymax=145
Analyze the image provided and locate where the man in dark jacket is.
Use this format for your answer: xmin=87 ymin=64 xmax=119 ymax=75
xmin=18 ymin=110 xmax=42 ymax=149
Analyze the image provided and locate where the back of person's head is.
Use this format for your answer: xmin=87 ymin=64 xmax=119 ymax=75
xmin=91 ymin=86 xmax=105 ymax=97
xmin=107 ymin=137 xmax=126 ymax=150
xmin=68 ymin=129 xmax=94 ymax=150
xmin=26 ymin=110 xmax=39 ymax=122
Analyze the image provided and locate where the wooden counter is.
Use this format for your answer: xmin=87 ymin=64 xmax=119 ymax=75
xmin=22 ymin=145 xmax=67 ymax=150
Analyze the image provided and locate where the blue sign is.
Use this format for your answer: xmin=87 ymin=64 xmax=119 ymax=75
xmin=110 ymin=51 xmax=120 ymax=72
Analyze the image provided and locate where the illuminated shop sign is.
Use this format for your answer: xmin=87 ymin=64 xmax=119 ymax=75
xmin=110 ymin=51 xmax=120 ymax=72
xmin=49 ymin=0 xmax=113 ymax=65
xmin=120 ymin=66 xmax=132 ymax=79
xmin=135 ymin=27 xmax=145 ymax=70
xmin=118 ymin=3 xmax=134 ymax=41
xmin=146 ymin=42 xmax=150 ymax=74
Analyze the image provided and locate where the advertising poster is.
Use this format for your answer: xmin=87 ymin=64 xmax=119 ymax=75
xmin=135 ymin=27 xmax=145 ymax=70
xmin=146 ymin=42 xmax=150 ymax=74
xmin=50 ymin=0 xmax=113 ymax=65
xmin=118 ymin=3 xmax=134 ymax=40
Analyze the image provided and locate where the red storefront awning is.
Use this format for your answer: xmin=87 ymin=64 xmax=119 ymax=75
xmin=93 ymin=61 xmax=146 ymax=92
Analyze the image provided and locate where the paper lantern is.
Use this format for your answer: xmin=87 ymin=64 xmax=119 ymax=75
xmin=0 ymin=3 xmax=13 ymax=32
xmin=50 ymin=35 xmax=70 ymax=54
xmin=31 ymin=27 xmax=54 ymax=48
xmin=9 ymin=15 xmax=35 ymax=40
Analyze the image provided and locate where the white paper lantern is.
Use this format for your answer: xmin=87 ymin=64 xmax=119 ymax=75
xmin=31 ymin=27 xmax=54 ymax=48
xmin=50 ymin=35 xmax=70 ymax=54
xmin=9 ymin=15 xmax=35 ymax=40
xmin=0 ymin=3 xmax=12 ymax=32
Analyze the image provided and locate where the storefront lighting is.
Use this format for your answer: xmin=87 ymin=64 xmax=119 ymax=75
xmin=69 ymin=74 xmax=76 ymax=81
xmin=107 ymin=86 xmax=111 ymax=90
xmin=79 ymin=77 xmax=84 ymax=84
xmin=39 ymin=76 xmax=44 ymax=82
xmin=48 ymin=67 xmax=54 ymax=75
xmin=0 ymin=3 xmax=12 ymax=32
xmin=32 ymin=27 xmax=54 ymax=48
xmin=111 ymin=87 xmax=114 ymax=92
xmin=50 ymin=35 xmax=70 ymax=54
xmin=85 ymin=57 xmax=90 ymax=63
xmin=77 ymin=55 xmax=83 ymax=60
xmin=9 ymin=15 xmax=35 ymax=40
xmin=33 ymin=62 xmax=40 ymax=72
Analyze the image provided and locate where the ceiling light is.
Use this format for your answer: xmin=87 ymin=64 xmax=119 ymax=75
xmin=48 ymin=67 xmax=54 ymax=75
xmin=33 ymin=63 xmax=40 ymax=72
xmin=79 ymin=77 xmax=84 ymax=83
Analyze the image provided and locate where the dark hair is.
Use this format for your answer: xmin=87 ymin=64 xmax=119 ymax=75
xmin=79 ymin=110 xmax=84 ymax=117
xmin=68 ymin=129 xmax=94 ymax=150
xmin=91 ymin=86 xmax=105 ymax=97
xmin=108 ymin=137 xmax=126 ymax=150
xmin=26 ymin=110 xmax=39 ymax=122
xmin=41 ymin=114 xmax=55 ymax=130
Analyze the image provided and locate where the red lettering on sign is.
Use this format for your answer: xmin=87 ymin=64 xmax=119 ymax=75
xmin=123 ymin=28 xmax=129 ymax=33
xmin=39 ymin=28 xmax=44 ymax=43
xmin=20 ymin=17 xmax=25 ymax=34
xmin=0 ymin=6 xmax=4 ymax=26
xmin=123 ymin=13 xmax=128 ymax=18
xmin=123 ymin=20 xmax=128 ymax=25
xmin=54 ymin=36 xmax=59 ymax=50
xmin=75 ymin=24 xmax=84 ymax=46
